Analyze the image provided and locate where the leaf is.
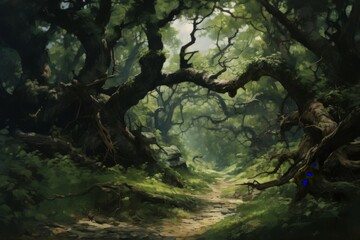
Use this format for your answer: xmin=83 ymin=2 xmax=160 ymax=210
xmin=0 ymin=204 xmax=11 ymax=214
xmin=0 ymin=179 xmax=10 ymax=189
xmin=6 ymin=182 xmax=15 ymax=191
xmin=304 ymin=210 xmax=311 ymax=216
xmin=12 ymin=189 xmax=30 ymax=201
xmin=318 ymin=201 xmax=327 ymax=209
xmin=34 ymin=213 xmax=47 ymax=221
xmin=10 ymin=165 xmax=32 ymax=179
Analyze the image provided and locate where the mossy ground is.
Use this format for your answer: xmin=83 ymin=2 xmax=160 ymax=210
xmin=2 ymin=128 xmax=359 ymax=240
xmin=0 ymin=129 xmax=213 ymax=237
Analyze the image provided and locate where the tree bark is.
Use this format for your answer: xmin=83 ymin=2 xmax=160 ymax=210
xmin=76 ymin=37 xmax=111 ymax=85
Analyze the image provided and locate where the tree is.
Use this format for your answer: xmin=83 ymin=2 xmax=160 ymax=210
xmin=0 ymin=0 xmax=359 ymax=200
xmin=0 ymin=1 xmax=53 ymax=82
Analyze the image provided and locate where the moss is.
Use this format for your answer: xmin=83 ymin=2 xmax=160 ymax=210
xmin=0 ymin=130 xmax=212 ymax=236
xmin=199 ymin=184 xmax=352 ymax=240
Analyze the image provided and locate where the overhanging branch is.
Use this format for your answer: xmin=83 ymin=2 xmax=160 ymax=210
xmin=163 ymin=55 xmax=312 ymax=106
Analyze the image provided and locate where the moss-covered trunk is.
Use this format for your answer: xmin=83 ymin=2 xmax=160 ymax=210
xmin=76 ymin=36 xmax=111 ymax=85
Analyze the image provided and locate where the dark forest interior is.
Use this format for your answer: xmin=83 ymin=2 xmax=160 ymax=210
xmin=0 ymin=0 xmax=359 ymax=239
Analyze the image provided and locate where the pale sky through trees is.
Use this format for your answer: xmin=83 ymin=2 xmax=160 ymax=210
xmin=172 ymin=19 xmax=214 ymax=54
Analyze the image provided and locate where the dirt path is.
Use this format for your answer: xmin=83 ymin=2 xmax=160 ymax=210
xmin=147 ymin=178 xmax=243 ymax=239
xmin=34 ymin=178 xmax=242 ymax=240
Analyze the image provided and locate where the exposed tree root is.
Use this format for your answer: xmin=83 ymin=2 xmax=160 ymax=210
xmin=94 ymin=111 xmax=117 ymax=163
xmin=249 ymin=151 xmax=297 ymax=179
xmin=336 ymin=142 xmax=360 ymax=169
xmin=46 ymin=182 xmax=198 ymax=209
xmin=242 ymin=106 xmax=360 ymax=200
xmin=15 ymin=131 xmax=97 ymax=167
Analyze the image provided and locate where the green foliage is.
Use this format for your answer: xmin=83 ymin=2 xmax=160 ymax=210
xmin=0 ymin=47 xmax=22 ymax=92
xmin=128 ymin=73 xmax=290 ymax=170
xmin=0 ymin=130 xmax=105 ymax=234
xmin=200 ymin=185 xmax=293 ymax=239
xmin=1 ymin=0 xmax=358 ymax=238
xmin=0 ymin=129 xmax=213 ymax=236
xmin=200 ymin=184 xmax=344 ymax=240
xmin=48 ymin=32 xmax=84 ymax=83
xmin=178 ymin=166 xmax=218 ymax=192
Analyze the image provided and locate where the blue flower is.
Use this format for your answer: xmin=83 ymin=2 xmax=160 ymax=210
xmin=302 ymin=179 xmax=310 ymax=186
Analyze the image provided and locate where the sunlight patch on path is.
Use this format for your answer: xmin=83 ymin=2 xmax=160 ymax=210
xmin=147 ymin=178 xmax=243 ymax=239
xmin=36 ymin=177 xmax=243 ymax=240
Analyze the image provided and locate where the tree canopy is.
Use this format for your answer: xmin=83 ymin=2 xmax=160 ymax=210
xmin=0 ymin=0 xmax=359 ymax=204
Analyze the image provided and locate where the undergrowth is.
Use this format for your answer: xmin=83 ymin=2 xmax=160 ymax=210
xmin=199 ymin=143 xmax=360 ymax=240
xmin=0 ymin=129 xmax=210 ymax=238
xmin=198 ymin=183 xmax=357 ymax=240
xmin=200 ymin=153 xmax=360 ymax=240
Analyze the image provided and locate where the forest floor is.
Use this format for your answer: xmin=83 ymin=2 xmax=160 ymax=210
xmin=30 ymin=177 xmax=243 ymax=240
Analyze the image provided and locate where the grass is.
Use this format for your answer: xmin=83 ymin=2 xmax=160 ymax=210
xmin=199 ymin=184 xmax=294 ymax=240
xmin=39 ymin=164 xmax=211 ymax=225
xmin=0 ymin=129 xmax=217 ymax=237
xmin=198 ymin=181 xmax=360 ymax=240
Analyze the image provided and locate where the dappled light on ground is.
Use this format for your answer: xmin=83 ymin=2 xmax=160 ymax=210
xmin=1 ymin=0 xmax=359 ymax=239
xmin=29 ymin=176 xmax=243 ymax=240
xmin=147 ymin=178 xmax=242 ymax=238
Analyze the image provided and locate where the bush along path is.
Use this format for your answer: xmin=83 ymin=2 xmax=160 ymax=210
xmin=27 ymin=178 xmax=243 ymax=240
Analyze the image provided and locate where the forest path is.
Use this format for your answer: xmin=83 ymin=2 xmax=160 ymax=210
xmin=146 ymin=177 xmax=243 ymax=239
xmin=40 ymin=177 xmax=243 ymax=240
